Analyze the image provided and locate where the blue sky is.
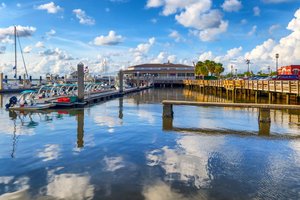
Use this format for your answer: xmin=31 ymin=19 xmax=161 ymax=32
xmin=0 ymin=0 xmax=299 ymax=77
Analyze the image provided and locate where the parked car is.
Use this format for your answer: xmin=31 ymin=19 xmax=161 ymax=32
xmin=272 ymin=75 xmax=299 ymax=80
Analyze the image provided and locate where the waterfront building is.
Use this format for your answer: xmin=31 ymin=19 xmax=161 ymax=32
xmin=278 ymin=65 xmax=300 ymax=76
xmin=123 ymin=62 xmax=195 ymax=86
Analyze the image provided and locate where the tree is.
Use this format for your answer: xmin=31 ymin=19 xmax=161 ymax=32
xmin=214 ymin=63 xmax=225 ymax=77
xmin=205 ymin=60 xmax=216 ymax=76
xmin=195 ymin=61 xmax=209 ymax=76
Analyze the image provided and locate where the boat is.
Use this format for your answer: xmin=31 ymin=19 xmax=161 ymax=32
xmin=6 ymin=90 xmax=55 ymax=111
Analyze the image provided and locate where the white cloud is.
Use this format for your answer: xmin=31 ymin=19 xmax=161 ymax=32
xmin=222 ymin=0 xmax=242 ymax=12
xmin=73 ymin=9 xmax=95 ymax=26
xmin=39 ymin=48 xmax=74 ymax=60
xmin=146 ymin=0 xmax=164 ymax=8
xmin=147 ymin=0 xmax=228 ymax=42
xmin=93 ymin=31 xmax=123 ymax=46
xmin=36 ymin=2 xmax=62 ymax=14
xmin=169 ymin=30 xmax=184 ymax=42
xmin=0 ymin=25 xmax=36 ymax=38
xmin=269 ymin=24 xmax=281 ymax=35
xmin=130 ymin=37 xmax=155 ymax=63
xmin=46 ymin=29 xmax=56 ymax=37
xmin=23 ymin=46 xmax=32 ymax=53
xmin=16 ymin=3 xmax=21 ymax=8
xmin=199 ymin=20 xmax=228 ymax=41
xmin=248 ymin=25 xmax=257 ymax=36
xmin=253 ymin=6 xmax=260 ymax=16
xmin=35 ymin=41 xmax=45 ymax=48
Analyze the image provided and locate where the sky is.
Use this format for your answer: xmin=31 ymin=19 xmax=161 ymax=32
xmin=0 ymin=0 xmax=299 ymax=77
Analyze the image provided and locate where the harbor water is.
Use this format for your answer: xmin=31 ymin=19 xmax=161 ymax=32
xmin=0 ymin=88 xmax=300 ymax=199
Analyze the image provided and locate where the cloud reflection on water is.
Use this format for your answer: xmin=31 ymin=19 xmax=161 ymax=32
xmin=147 ymin=134 xmax=225 ymax=189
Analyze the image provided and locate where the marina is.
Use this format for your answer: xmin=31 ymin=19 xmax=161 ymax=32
xmin=1 ymin=88 xmax=300 ymax=199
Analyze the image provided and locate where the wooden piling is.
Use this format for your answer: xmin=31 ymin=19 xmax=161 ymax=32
xmin=0 ymin=73 xmax=3 ymax=91
xmin=163 ymin=104 xmax=173 ymax=118
xmin=77 ymin=110 xmax=84 ymax=148
xmin=77 ymin=62 xmax=84 ymax=102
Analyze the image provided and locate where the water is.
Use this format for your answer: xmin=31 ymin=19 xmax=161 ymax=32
xmin=0 ymin=88 xmax=300 ymax=200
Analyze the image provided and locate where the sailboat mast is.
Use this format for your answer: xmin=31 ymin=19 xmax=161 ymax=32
xmin=14 ymin=26 xmax=17 ymax=79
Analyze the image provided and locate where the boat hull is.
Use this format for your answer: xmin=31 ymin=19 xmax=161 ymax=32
xmin=9 ymin=103 xmax=55 ymax=111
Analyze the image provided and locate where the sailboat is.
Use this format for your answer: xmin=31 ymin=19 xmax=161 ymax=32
xmin=3 ymin=26 xmax=31 ymax=90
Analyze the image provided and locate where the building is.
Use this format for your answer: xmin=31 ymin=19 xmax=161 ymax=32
xmin=123 ymin=62 xmax=195 ymax=86
xmin=278 ymin=65 xmax=300 ymax=76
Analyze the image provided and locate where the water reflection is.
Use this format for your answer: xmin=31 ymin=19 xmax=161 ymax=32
xmin=0 ymin=89 xmax=300 ymax=199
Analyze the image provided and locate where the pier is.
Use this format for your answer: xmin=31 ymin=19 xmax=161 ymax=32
xmin=184 ymin=79 xmax=300 ymax=103
xmin=162 ymin=100 xmax=300 ymax=135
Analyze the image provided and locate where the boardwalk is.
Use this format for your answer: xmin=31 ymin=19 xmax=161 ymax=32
xmin=184 ymin=79 xmax=300 ymax=103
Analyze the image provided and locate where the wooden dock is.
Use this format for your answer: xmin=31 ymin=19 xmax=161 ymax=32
xmin=184 ymin=79 xmax=300 ymax=103
xmin=162 ymin=100 xmax=300 ymax=135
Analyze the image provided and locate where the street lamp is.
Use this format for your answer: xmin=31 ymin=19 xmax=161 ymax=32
xmin=275 ymin=53 xmax=279 ymax=76
xmin=267 ymin=66 xmax=270 ymax=75
xmin=231 ymin=65 xmax=233 ymax=78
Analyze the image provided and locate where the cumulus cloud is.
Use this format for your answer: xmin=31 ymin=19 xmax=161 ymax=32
xmin=130 ymin=37 xmax=155 ymax=63
xmin=93 ymin=31 xmax=123 ymax=46
xmin=146 ymin=0 xmax=228 ymax=41
xmin=73 ymin=9 xmax=95 ymax=25
xmin=197 ymin=8 xmax=300 ymax=73
xmin=36 ymin=2 xmax=62 ymax=14
xmin=151 ymin=52 xmax=176 ymax=63
xmin=169 ymin=30 xmax=184 ymax=42
xmin=222 ymin=0 xmax=242 ymax=12
xmin=0 ymin=25 xmax=36 ymax=39
xmin=253 ymin=6 xmax=260 ymax=16
xmin=39 ymin=48 xmax=74 ymax=61
xmin=23 ymin=46 xmax=32 ymax=53
xmin=35 ymin=41 xmax=45 ymax=48
xmin=146 ymin=0 xmax=164 ymax=8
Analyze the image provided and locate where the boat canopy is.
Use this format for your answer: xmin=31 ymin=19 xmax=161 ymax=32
xmin=21 ymin=90 xmax=36 ymax=94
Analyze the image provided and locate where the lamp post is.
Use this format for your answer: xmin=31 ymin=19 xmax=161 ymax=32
xmin=267 ymin=66 xmax=270 ymax=76
xmin=275 ymin=53 xmax=279 ymax=76
xmin=235 ymin=69 xmax=237 ymax=77
xmin=231 ymin=65 xmax=233 ymax=78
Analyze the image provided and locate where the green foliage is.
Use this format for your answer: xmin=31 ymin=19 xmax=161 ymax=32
xmin=195 ymin=60 xmax=224 ymax=77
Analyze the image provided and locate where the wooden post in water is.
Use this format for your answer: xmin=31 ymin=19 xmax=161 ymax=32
xmin=77 ymin=110 xmax=84 ymax=148
xmin=119 ymin=97 xmax=123 ymax=119
xmin=163 ymin=117 xmax=173 ymax=131
xmin=286 ymin=94 xmax=290 ymax=104
xmin=268 ymin=92 xmax=272 ymax=104
xmin=0 ymin=73 xmax=3 ymax=91
xmin=118 ymin=70 xmax=124 ymax=94
xmin=258 ymin=108 xmax=271 ymax=136
xmin=0 ymin=94 xmax=2 ymax=108
xmin=77 ymin=62 xmax=84 ymax=102
xmin=163 ymin=104 xmax=173 ymax=118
